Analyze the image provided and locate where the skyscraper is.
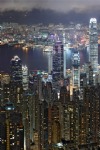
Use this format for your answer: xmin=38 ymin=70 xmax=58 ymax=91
xmin=52 ymin=41 xmax=64 ymax=93
xmin=0 ymin=73 xmax=10 ymax=105
xmin=72 ymin=50 xmax=80 ymax=89
xmin=10 ymin=55 xmax=23 ymax=105
xmin=22 ymin=65 xmax=28 ymax=91
xmin=10 ymin=55 xmax=22 ymax=85
xmin=62 ymin=31 xmax=67 ymax=78
xmin=89 ymin=18 xmax=98 ymax=73
xmin=0 ymin=103 xmax=24 ymax=150
xmin=48 ymin=51 xmax=53 ymax=74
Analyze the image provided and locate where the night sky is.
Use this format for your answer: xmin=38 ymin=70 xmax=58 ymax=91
xmin=0 ymin=0 xmax=100 ymax=24
xmin=0 ymin=0 xmax=100 ymax=12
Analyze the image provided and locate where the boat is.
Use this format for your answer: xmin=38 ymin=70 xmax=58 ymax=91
xmin=43 ymin=46 xmax=53 ymax=52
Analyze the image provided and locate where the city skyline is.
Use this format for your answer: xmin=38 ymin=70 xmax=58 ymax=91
xmin=1 ymin=17 xmax=100 ymax=149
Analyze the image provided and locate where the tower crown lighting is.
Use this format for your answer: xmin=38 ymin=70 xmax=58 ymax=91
xmin=90 ymin=18 xmax=97 ymax=24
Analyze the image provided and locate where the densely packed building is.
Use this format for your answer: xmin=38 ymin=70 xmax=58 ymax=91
xmin=0 ymin=18 xmax=100 ymax=150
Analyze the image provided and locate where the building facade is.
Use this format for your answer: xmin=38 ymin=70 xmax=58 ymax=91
xmin=89 ymin=18 xmax=98 ymax=73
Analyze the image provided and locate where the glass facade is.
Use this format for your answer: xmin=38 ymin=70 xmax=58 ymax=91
xmin=52 ymin=41 xmax=64 ymax=91
xmin=89 ymin=18 xmax=98 ymax=73
xmin=10 ymin=55 xmax=22 ymax=84
xmin=72 ymin=51 xmax=80 ymax=88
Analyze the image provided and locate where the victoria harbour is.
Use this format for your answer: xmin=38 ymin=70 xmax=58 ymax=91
xmin=0 ymin=45 xmax=48 ymax=72
xmin=0 ymin=44 xmax=89 ymax=73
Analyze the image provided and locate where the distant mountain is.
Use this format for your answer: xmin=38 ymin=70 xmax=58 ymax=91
xmin=0 ymin=9 xmax=100 ymax=25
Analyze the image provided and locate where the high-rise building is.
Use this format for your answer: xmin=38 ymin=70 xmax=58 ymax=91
xmin=72 ymin=51 xmax=80 ymax=90
xmin=80 ymin=73 xmax=87 ymax=101
xmin=22 ymin=65 xmax=28 ymax=91
xmin=10 ymin=55 xmax=22 ymax=85
xmin=0 ymin=103 xmax=24 ymax=150
xmin=83 ymin=62 xmax=95 ymax=85
xmin=10 ymin=55 xmax=23 ymax=105
xmin=62 ymin=31 xmax=67 ymax=78
xmin=89 ymin=18 xmax=98 ymax=73
xmin=48 ymin=51 xmax=53 ymax=74
xmin=78 ymin=86 xmax=100 ymax=149
xmin=52 ymin=41 xmax=64 ymax=92
xmin=0 ymin=73 xmax=10 ymax=105
xmin=38 ymin=100 xmax=48 ymax=150
xmin=59 ymin=86 xmax=70 ymax=141
xmin=51 ymin=102 xmax=61 ymax=147
xmin=22 ymin=92 xmax=30 ymax=150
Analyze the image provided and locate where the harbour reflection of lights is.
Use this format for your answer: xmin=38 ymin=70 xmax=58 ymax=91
xmin=22 ymin=46 xmax=29 ymax=52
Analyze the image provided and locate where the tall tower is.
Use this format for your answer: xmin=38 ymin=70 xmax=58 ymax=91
xmin=89 ymin=18 xmax=98 ymax=73
xmin=52 ymin=41 xmax=64 ymax=93
xmin=48 ymin=51 xmax=53 ymax=74
xmin=10 ymin=55 xmax=22 ymax=85
xmin=62 ymin=31 xmax=67 ymax=78
xmin=10 ymin=55 xmax=23 ymax=105
xmin=22 ymin=65 xmax=28 ymax=91
xmin=0 ymin=73 xmax=10 ymax=105
xmin=0 ymin=103 xmax=24 ymax=150
xmin=72 ymin=51 xmax=80 ymax=89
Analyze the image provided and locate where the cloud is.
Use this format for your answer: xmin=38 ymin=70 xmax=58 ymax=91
xmin=0 ymin=0 xmax=100 ymax=12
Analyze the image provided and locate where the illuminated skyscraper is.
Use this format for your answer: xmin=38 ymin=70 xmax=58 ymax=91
xmin=0 ymin=73 xmax=10 ymax=105
xmin=51 ymin=102 xmax=61 ymax=146
xmin=63 ymin=31 xmax=67 ymax=78
xmin=0 ymin=103 xmax=24 ymax=150
xmin=89 ymin=18 xmax=98 ymax=73
xmin=52 ymin=41 xmax=64 ymax=92
xmin=10 ymin=55 xmax=23 ymax=105
xmin=72 ymin=51 xmax=80 ymax=89
xmin=10 ymin=55 xmax=22 ymax=84
xmin=38 ymin=100 xmax=48 ymax=150
xmin=78 ymin=86 xmax=100 ymax=149
xmin=22 ymin=65 xmax=28 ymax=91
xmin=48 ymin=51 xmax=53 ymax=74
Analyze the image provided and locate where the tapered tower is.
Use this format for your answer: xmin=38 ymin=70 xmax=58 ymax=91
xmin=89 ymin=18 xmax=98 ymax=73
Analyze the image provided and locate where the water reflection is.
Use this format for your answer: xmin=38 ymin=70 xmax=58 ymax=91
xmin=0 ymin=45 xmax=48 ymax=73
xmin=0 ymin=45 xmax=88 ymax=73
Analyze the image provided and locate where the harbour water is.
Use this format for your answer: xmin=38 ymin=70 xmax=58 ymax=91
xmin=0 ymin=45 xmax=48 ymax=73
xmin=0 ymin=44 xmax=89 ymax=73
